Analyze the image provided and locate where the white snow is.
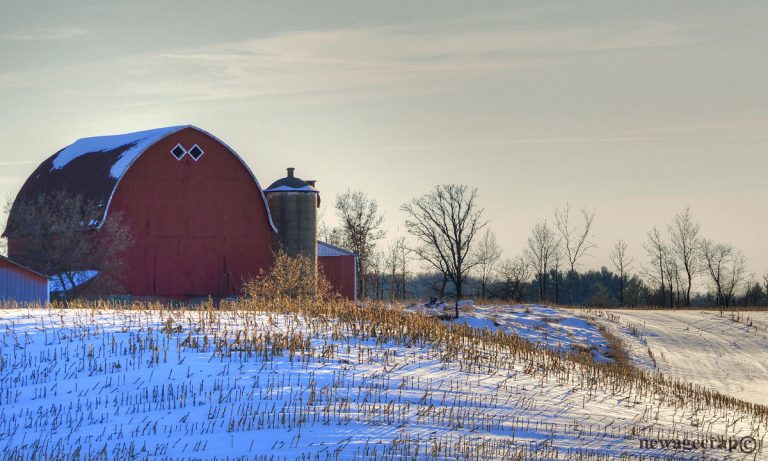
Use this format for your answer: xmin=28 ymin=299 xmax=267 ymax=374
xmin=265 ymin=185 xmax=318 ymax=192
xmin=317 ymin=241 xmax=354 ymax=257
xmin=0 ymin=307 xmax=763 ymax=459
xmin=467 ymin=305 xmax=615 ymax=361
xmin=587 ymin=308 xmax=768 ymax=406
xmin=51 ymin=126 xmax=186 ymax=178
xmin=49 ymin=270 xmax=98 ymax=292
xmin=410 ymin=304 xmax=612 ymax=362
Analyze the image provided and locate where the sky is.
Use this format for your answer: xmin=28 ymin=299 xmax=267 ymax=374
xmin=1 ymin=1 xmax=767 ymax=282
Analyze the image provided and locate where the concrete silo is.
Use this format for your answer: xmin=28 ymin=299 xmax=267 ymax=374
xmin=264 ymin=168 xmax=319 ymax=267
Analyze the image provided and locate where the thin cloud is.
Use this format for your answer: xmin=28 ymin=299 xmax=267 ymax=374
xmin=372 ymin=133 xmax=768 ymax=152
xmin=0 ymin=17 xmax=699 ymax=104
xmin=6 ymin=27 xmax=90 ymax=41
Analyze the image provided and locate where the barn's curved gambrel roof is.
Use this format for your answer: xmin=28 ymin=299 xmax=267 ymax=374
xmin=3 ymin=125 xmax=277 ymax=236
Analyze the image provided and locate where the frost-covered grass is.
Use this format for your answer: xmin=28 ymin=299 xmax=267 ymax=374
xmin=0 ymin=300 xmax=765 ymax=460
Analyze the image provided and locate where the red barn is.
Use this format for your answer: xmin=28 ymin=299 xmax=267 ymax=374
xmin=4 ymin=125 xmax=355 ymax=301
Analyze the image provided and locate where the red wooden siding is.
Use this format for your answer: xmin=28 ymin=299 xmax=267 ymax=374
xmin=107 ymin=127 xmax=275 ymax=298
xmin=0 ymin=257 xmax=49 ymax=304
xmin=319 ymin=255 xmax=356 ymax=301
xmin=6 ymin=125 xmax=360 ymax=302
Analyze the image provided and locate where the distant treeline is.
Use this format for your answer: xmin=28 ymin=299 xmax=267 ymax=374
xmin=362 ymin=267 xmax=767 ymax=308
xmin=322 ymin=186 xmax=765 ymax=309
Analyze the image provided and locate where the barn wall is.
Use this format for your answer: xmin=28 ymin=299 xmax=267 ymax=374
xmin=0 ymin=259 xmax=48 ymax=304
xmin=319 ymin=255 xmax=356 ymax=301
xmin=108 ymin=127 xmax=275 ymax=298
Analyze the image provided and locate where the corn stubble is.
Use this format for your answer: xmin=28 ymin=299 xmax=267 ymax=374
xmin=0 ymin=258 xmax=764 ymax=460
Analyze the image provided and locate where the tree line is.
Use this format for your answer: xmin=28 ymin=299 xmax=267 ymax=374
xmin=1 ymin=186 xmax=764 ymax=309
xmin=322 ymin=186 xmax=766 ymax=311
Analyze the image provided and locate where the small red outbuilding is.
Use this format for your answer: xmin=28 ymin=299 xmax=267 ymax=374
xmin=318 ymin=241 xmax=357 ymax=303
xmin=0 ymin=255 xmax=49 ymax=304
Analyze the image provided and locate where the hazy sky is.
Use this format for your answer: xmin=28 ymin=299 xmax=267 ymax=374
xmin=1 ymin=1 xmax=767 ymax=282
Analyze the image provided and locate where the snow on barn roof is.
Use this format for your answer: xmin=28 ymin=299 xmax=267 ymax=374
xmin=4 ymin=125 xmax=188 ymax=235
xmin=317 ymin=241 xmax=355 ymax=257
xmin=51 ymin=126 xmax=186 ymax=178
xmin=4 ymin=125 xmax=278 ymax=236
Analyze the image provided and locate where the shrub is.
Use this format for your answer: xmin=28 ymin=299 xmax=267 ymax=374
xmin=242 ymin=251 xmax=336 ymax=306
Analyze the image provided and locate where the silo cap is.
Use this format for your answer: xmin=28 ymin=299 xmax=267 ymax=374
xmin=265 ymin=167 xmax=319 ymax=193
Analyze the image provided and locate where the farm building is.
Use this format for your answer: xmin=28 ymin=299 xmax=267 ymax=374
xmin=0 ymin=255 xmax=49 ymax=304
xmin=3 ymin=125 xmax=356 ymax=301
xmin=318 ymin=241 xmax=357 ymax=301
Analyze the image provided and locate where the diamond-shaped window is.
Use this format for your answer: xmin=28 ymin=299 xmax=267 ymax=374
xmin=171 ymin=144 xmax=187 ymax=160
xmin=188 ymin=144 xmax=204 ymax=161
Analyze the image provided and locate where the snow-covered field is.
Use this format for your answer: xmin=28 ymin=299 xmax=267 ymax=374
xmin=0 ymin=305 xmax=765 ymax=460
xmin=447 ymin=304 xmax=612 ymax=362
xmin=458 ymin=304 xmax=768 ymax=407
xmin=585 ymin=308 xmax=768 ymax=407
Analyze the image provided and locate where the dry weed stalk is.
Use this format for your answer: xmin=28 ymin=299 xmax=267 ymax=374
xmin=0 ymin=295 xmax=765 ymax=460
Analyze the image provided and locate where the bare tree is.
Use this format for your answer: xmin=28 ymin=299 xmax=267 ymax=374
xmin=524 ymin=220 xmax=560 ymax=302
xmin=366 ymin=250 xmax=386 ymax=300
xmin=427 ymin=271 xmax=450 ymax=299
xmin=555 ymin=205 xmax=595 ymax=305
xmin=701 ymin=239 xmax=747 ymax=307
xmin=668 ymin=207 xmax=701 ymax=307
xmin=643 ymin=227 xmax=668 ymax=307
xmin=476 ymin=229 xmax=503 ymax=300
xmin=335 ymin=189 xmax=385 ymax=299
xmin=664 ymin=254 xmax=682 ymax=308
xmin=401 ymin=184 xmax=487 ymax=318
xmin=610 ymin=239 xmax=632 ymax=306
xmin=384 ymin=236 xmax=411 ymax=300
xmin=3 ymin=191 xmax=133 ymax=298
xmin=317 ymin=205 xmax=332 ymax=241
xmin=498 ymin=255 xmax=530 ymax=303
xmin=323 ymin=227 xmax=347 ymax=249
xmin=0 ymin=193 xmax=12 ymax=257
xmin=744 ymin=280 xmax=764 ymax=307
xmin=551 ymin=253 xmax=562 ymax=304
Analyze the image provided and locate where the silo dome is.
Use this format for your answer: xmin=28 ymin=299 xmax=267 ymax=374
xmin=264 ymin=168 xmax=319 ymax=267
